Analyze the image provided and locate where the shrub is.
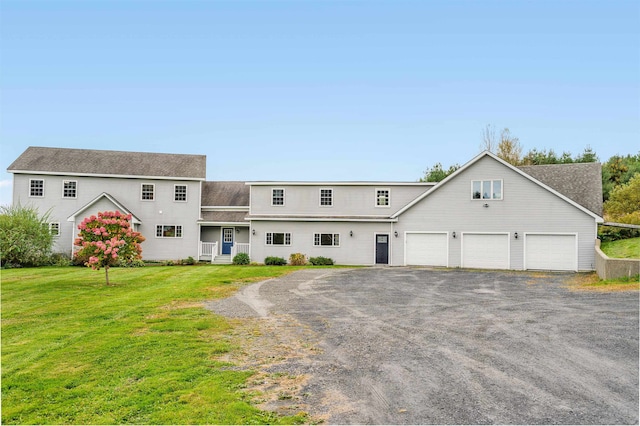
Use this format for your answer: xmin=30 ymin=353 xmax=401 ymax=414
xmin=264 ymin=256 xmax=287 ymax=266
xmin=117 ymin=258 xmax=146 ymax=268
xmin=0 ymin=204 xmax=54 ymax=267
xmin=233 ymin=252 xmax=250 ymax=265
xmin=183 ymin=256 xmax=196 ymax=265
xmin=289 ymin=253 xmax=307 ymax=266
xmin=49 ymin=253 xmax=72 ymax=267
xmin=309 ymin=256 xmax=334 ymax=266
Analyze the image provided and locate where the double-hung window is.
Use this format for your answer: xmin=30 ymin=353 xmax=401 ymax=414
xmin=174 ymin=185 xmax=187 ymax=202
xmin=156 ymin=225 xmax=183 ymax=238
xmin=49 ymin=223 xmax=60 ymax=237
xmin=266 ymin=232 xmax=291 ymax=245
xmin=472 ymin=180 xmax=503 ymax=200
xmin=141 ymin=184 xmax=155 ymax=201
xmin=272 ymin=188 xmax=285 ymax=206
xmin=314 ymin=233 xmax=340 ymax=247
xmin=320 ymin=188 xmax=333 ymax=207
xmin=30 ymin=179 xmax=44 ymax=197
xmin=376 ymin=189 xmax=390 ymax=207
xmin=63 ymin=180 xmax=77 ymax=199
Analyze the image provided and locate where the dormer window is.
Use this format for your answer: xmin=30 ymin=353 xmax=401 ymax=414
xmin=472 ymin=180 xmax=503 ymax=200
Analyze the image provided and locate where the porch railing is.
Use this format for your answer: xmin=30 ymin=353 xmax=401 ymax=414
xmin=199 ymin=241 xmax=218 ymax=258
xmin=231 ymin=243 xmax=250 ymax=258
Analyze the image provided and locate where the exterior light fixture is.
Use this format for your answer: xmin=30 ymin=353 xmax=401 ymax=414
xmin=252 ymin=229 xmax=255 ymax=235
xmin=349 ymin=230 xmax=353 ymax=237
xmin=452 ymin=231 xmax=456 ymax=238
xmin=394 ymin=231 xmax=398 ymax=237
xmin=483 ymin=203 xmax=489 ymax=208
xmin=514 ymin=232 xmax=518 ymax=239
xmin=236 ymin=228 xmax=241 ymax=233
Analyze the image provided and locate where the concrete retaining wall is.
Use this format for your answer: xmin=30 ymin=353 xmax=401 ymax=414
xmin=595 ymin=239 xmax=640 ymax=280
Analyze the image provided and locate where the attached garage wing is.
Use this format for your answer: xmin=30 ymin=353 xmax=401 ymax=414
xmin=462 ymin=233 xmax=510 ymax=270
xmin=524 ymin=233 xmax=577 ymax=271
xmin=405 ymin=232 xmax=448 ymax=267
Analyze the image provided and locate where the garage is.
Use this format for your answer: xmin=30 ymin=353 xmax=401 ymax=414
xmin=405 ymin=232 xmax=448 ymax=266
xmin=462 ymin=233 xmax=509 ymax=269
xmin=524 ymin=233 xmax=577 ymax=271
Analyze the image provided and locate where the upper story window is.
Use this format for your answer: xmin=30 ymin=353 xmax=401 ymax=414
xmin=472 ymin=180 xmax=503 ymax=200
xmin=272 ymin=188 xmax=285 ymax=206
xmin=266 ymin=232 xmax=291 ymax=245
xmin=320 ymin=188 xmax=333 ymax=207
xmin=174 ymin=185 xmax=187 ymax=202
xmin=376 ymin=189 xmax=390 ymax=207
xmin=141 ymin=184 xmax=155 ymax=201
xmin=30 ymin=179 xmax=44 ymax=197
xmin=156 ymin=225 xmax=182 ymax=238
xmin=63 ymin=180 xmax=77 ymax=199
xmin=49 ymin=223 xmax=60 ymax=237
xmin=314 ymin=233 xmax=340 ymax=247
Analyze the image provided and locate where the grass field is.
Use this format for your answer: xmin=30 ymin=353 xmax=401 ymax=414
xmin=1 ymin=265 xmax=310 ymax=425
xmin=600 ymin=237 xmax=640 ymax=259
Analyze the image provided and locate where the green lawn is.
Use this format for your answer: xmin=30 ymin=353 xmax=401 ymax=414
xmin=1 ymin=265 xmax=310 ymax=425
xmin=601 ymin=237 xmax=640 ymax=259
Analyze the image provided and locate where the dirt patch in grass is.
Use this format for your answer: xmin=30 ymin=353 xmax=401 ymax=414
xmin=213 ymin=314 xmax=322 ymax=421
xmin=566 ymin=273 xmax=640 ymax=292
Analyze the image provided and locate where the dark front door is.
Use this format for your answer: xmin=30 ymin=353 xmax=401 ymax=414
xmin=375 ymin=234 xmax=389 ymax=264
xmin=222 ymin=228 xmax=234 ymax=254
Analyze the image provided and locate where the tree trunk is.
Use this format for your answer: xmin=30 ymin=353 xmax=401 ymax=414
xmin=105 ymin=266 xmax=110 ymax=286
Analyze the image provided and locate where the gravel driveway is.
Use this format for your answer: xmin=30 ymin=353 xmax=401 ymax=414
xmin=207 ymin=268 xmax=639 ymax=424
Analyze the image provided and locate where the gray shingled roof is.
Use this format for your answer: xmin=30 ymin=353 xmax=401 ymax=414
xmin=200 ymin=211 xmax=249 ymax=223
xmin=7 ymin=146 xmax=206 ymax=179
xmin=201 ymin=181 xmax=249 ymax=206
xmin=518 ymin=163 xmax=603 ymax=216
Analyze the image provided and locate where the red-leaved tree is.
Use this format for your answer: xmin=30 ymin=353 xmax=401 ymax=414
xmin=74 ymin=211 xmax=145 ymax=285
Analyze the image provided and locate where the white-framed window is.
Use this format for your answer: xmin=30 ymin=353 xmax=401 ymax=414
xmin=376 ymin=188 xmax=390 ymax=207
xmin=174 ymin=184 xmax=187 ymax=202
xmin=141 ymin=184 xmax=155 ymax=201
xmin=272 ymin=188 xmax=285 ymax=206
xmin=62 ymin=180 xmax=77 ymax=199
xmin=266 ymin=232 xmax=291 ymax=245
xmin=156 ymin=225 xmax=183 ymax=238
xmin=472 ymin=180 xmax=503 ymax=200
xmin=314 ymin=233 xmax=340 ymax=247
xmin=320 ymin=188 xmax=333 ymax=207
xmin=49 ymin=222 xmax=60 ymax=237
xmin=30 ymin=179 xmax=44 ymax=197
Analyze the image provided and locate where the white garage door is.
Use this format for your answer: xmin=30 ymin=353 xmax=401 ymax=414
xmin=462 ymin=233 xmax=509 ymax=269
xmin=405 ymin=233 xmax=448 ymax=266
xmin=525 ymin=234 xmax=577 ymax=271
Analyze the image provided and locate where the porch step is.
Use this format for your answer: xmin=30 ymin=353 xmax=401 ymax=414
xmin=212 ymin=255 xmax=232 ymax=264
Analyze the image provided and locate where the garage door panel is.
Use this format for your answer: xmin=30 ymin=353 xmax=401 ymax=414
xmin=406 ymin=233 xmax=448 ymax=266
xmin=525 ymin=234 xmax=576 ymax=271
xmin=462 ymin=233 xmax=509 ymax=270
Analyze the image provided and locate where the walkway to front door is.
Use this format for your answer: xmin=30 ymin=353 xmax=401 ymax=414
xmin=222 ymin=228 xmax=234 ymax=255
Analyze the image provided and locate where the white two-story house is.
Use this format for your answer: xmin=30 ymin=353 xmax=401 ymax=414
xmin=8 ymin=146 xmax=603 ymax=271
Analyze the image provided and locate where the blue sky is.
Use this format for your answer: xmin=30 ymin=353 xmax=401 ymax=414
xmin=1 ymin=0 xmax=638 ymax=206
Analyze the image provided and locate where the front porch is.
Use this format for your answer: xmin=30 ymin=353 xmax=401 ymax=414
xmin=199 ymin=224 xmax=250 ymax=263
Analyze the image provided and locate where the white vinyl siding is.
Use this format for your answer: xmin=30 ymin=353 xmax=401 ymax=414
xmin=62 ymin=180 xmax=77 ymax=199
xmin=156 ymin=225 xmax=183 ymax=238
xmin=141 ymin=184 xmax=155 ymax=201
xmin=174 ymin=185 xmax=187 ymax=202
xmin=524 ymin=233 xmax=577 ymax=271
xmin=405 ymin=232 xmax=448 ymax=266
xmin=462 ymin=233 xmax=509 ymax=269
xmin=30 ymin=179 xmax=44 ymax=197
